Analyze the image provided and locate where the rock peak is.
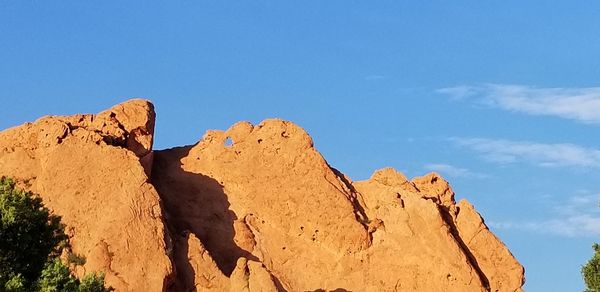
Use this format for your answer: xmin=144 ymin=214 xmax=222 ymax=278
xmin=412 ymin=172 xmax=456 ymax=206
xmin=97 ymin=98 xmax=156 ymax=157
xmin=370 ymin=167 xmax=409 ymax=186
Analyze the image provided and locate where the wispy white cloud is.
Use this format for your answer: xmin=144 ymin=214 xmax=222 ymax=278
xmin=437 ymin=84 xmax=600 ymax=124
xmin=364 ymin=75 xmax=388 ymax=81
xmin=489 ymin=193 xmax=600 ymax=237
xmin=437 ymin=85 xmax=481 ymax=101
xmin=423 ymin=163 xmax=488 ymax=179
xmin=450 ymin=137 xmax=600 ymax=169
xmin=559 ymin=192 xmax=600 ymax=214
xmin=490 ymin=216 xmax=600 ymax=237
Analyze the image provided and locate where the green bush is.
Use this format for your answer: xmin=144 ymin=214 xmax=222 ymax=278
xmin=0 ymin=177 xmax=66 ymax=287
xmin=0 ymin=176 xmax=106 ymax=291
xmin=37 ymin=259 xmax=79 ymax=292
xmin=78 ymin=273 xmax=105 ymax=292
xmin=583 ymin=243 xmax=600 ymax=292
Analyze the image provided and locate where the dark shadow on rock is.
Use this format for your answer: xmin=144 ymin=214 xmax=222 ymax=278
xmin=438 ymin=205 xmax=490 ymax=290
xmin=151 ymin=145 xmax=258 ymax=290
xmin=271 ymin=274 xmax=287 ymax=292
xmin=166 ymin=233 xmax=196 ymax=292
xmin=330 ymin=167 xmax=370 ymax=225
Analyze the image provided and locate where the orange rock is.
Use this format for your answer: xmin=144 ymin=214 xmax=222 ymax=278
xmin=0 ymin=99 xmax=171 ymax=291
xmin=153 ymin=118 xmax=525 ymax=291
xmin=0 ymin=100 xmax=524 ymax=291
xmin=153 ymin=120 xmax=371 ymax=291
xmin=453 ymin=200 xmax=525 ymax=292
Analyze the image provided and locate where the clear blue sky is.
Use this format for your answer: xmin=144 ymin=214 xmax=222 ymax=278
xmin=2 ymin=2 xmax=599 ymax=291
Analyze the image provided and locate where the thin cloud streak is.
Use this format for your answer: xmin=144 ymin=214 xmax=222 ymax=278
xmin=364 ymin=75 xmax=388 ymax=81
xmin=423 ymin=163 xmax=488 ymax=179
xmin=490 ymin=193 xmax=600 ymax=237
xmin=450 ymin=137 xmax=600 ymax=169
xmin=438 ymin=84 xmax=600 ymax=124
xmin=490 ymin=216 xmax=600 ymax=237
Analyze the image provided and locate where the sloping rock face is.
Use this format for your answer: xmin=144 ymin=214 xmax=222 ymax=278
xmin=0 ymin=100 xmax=172 ymax=291
xmin=0 ymin=100 xmax=524 ymax=291
xmin=152 ymin=119 xmax=525 ymax=292
xmin=356 ymin=170 xmax=525 ymax=292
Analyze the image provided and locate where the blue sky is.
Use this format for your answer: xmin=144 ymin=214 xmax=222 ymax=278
xmin=1 ymin=2 xmax=599 ymax=291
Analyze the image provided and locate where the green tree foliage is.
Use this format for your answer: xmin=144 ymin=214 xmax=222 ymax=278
xmin=37 ymin=259 xmax=79 ymax=292
xmin=0 ymin=177 xmax=106 ymax=291
xmin=78 ymin=273 xmax=105 ymax=292
xmin=36 ymin=259 xmax=105 ymax=292
xmin=0 ymin=177 xmax=66 ymax=287
xmin=583 ymin=243 xmax=600 ymax=292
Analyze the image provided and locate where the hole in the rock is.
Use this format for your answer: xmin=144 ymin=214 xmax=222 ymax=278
xmin=431 ymin=176 xmax=438 ymax=183
xmin=224 ymin=137 xmax=233 ymax=147
xmin=257 ymin=139 xmax=263 ymax=144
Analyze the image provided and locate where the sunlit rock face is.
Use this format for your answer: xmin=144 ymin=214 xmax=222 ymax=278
xmin=0 ymin=99 xmax=171 ymax=291
xmin=0 ymin=100 xmax=524 ymax=292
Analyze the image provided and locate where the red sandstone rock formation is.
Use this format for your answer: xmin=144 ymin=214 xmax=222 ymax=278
xmin=0 ymin=100 xmax=524 ymax=291
xmin=0 ymin=99 xmax=171 ymax=291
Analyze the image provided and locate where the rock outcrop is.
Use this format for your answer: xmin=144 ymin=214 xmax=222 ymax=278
xmin=0 ymin=100 xmax=524 ymax=291
xmin=152 ymin=119 xmax=524 ymax=292
xmin=0 ymin=99 xmax=171 ymax=291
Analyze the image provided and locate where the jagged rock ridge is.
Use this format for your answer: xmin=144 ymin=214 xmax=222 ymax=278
xmin=0 ymin=100 xmax=524 ymax=291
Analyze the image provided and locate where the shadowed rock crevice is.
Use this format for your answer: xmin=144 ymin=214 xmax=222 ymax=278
xmin=330 ymin=167 xmax=370 ymax=226
xmin=438 ymin=205 xmax=491 ymax=291
xmin=151 ymin=145 xmax=258 ymax=281
xmin=164 ymin=231 xmax=195 ymax=291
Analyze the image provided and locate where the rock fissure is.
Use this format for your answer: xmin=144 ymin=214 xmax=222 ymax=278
xmin=323 ymin=174 xmax=370 ymax=229
xmin=438 ymin=205 xmax=491 ymax=291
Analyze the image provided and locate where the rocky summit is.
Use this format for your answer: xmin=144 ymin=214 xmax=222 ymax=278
xmin=0 ymin=99 xmax=524 ymax=291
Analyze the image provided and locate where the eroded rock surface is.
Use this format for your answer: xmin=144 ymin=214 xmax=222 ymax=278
xmin=0 ymin=100 xmax=524 ymax=291
xmin=153 ymin=119 xmax=525 ymax=292
xmin=0 ymin=99 xmax=171 ymax=291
